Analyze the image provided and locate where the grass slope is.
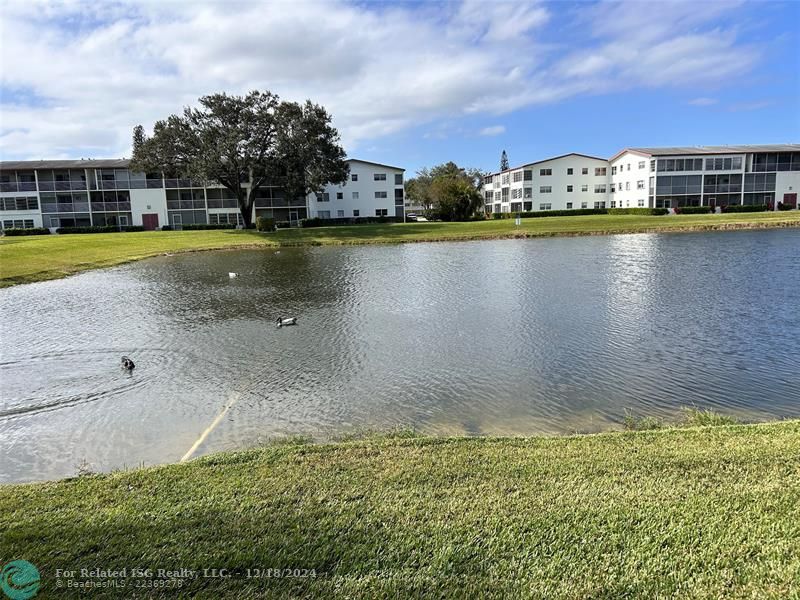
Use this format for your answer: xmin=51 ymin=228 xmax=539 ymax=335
xmin=2 ymin=421 xmax=799 ymax=598
xmin=1 ymin=212 xmax=799 ymax=287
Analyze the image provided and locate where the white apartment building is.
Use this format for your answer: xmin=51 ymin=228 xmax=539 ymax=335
xmin=484 ymin=145 xmax=800 ymax=213
xmin=483 ymin=153 xmax=610 ymax=213
xmin=307 ymin=159 xmax=404 ymax=220
xmin=0 ymin=158 xmax=405 ymax=231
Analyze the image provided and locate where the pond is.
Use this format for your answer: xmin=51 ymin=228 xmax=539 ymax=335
xmin=1 ymin=229 xmax=799 ymax=482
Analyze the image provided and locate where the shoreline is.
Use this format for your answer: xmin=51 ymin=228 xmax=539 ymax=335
xmin=2 ymin=418 xmax=798 ymax=597
xmin=1 ymin=214 xmax=799 ymax=287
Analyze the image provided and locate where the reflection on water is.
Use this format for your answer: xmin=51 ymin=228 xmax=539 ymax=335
xmin=1 ymin=229 xmax=799 ymax=482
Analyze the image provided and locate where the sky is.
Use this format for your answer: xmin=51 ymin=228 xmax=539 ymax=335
xmin=1 ymin=0 xmax=798 ymax=176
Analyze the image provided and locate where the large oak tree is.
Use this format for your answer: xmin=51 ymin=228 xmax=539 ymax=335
xmin=404 ymin=161 xmax=485 ymax=221
xmin=130 ymin=91 xmax=348 ymax=227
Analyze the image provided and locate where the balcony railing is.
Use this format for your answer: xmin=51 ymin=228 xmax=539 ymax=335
xmin=0 ymin=182 xmax=37 ymax=192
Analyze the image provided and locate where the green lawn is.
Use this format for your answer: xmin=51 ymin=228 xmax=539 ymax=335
xmin=1 ymin=211 xmax=799 ymax=286
xmin=2 ymin=421 xmax=799 ymax=598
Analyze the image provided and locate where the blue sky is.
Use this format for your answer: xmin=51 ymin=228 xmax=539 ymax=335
xmin=1 ymin=0 xmax=798 ymax=176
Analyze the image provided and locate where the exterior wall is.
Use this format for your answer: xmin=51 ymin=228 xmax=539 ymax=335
xmin=775 ymin=172 xmax=800 ymax=207
xmin=130 ymin=189 xmax=168 ymax=227
xmin=609 ymin=151 xmax=651 ymax=208
xmin=0 ymin=191 xmax=43 ymax=229
xmin=306 ymin=160 xmax=404 ymax=219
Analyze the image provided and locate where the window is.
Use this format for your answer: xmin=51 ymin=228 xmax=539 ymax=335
xmin=581 ymin=202 xmax=587 ymax=209
xmin=316 ymin=192 xmax=329 ymax=202
xmin=567 ymin=185 xmax=573 ymax=192
xmin=638 ymin=161 xmax=646 ymax=169
xmin=612 ymin=166 xmax=617 ymax=175
xmin=582 ymin=168 xmax=588 ymax=175
xmin=650 ymin=160 xmax=656 ymax=172
xmin=351 ymin=174 xmax=358 ymax=181
xmin=627 ymin=164 xmax=631 ymax=171
xmin=336 ymin=192 xmax=343 ymax=200
xmin=337 ymin=210 xmax=345 ymax=217
xmin=610 ymin=184 xmax=616 ymax=193
xmin=581 ymin=185 xmax=588 ymax=192
xmin=523 ymin=188 xmax=532 ymax=198
xmin=523 ymin=170 xmax=532 ymax=181
xmin=511 ymin=188 xmax=523 ymax=199
xmin=395 ymin=173 xmax=403 ymax=185
xmin=637 ymin=180 xmax=645 ymax=190
xmin=595 ymin=167 xmax=607 ymax=176
xmin=566 ymin=202 xmax=573 ymax=209
xmin=539 ymin=168 xmax=552 ymax=176
xmin=0 ymin=196 xmax=38 ymax=211
xmin=610 ymin=201 xmax=616 ymax=208
xmin=374 ymin=173 xmax=386 ymax=181
xmin=594 ymin=185 xmax=607 ymax=193
xmin=375 ymin=208 xmax=388 ymax=216
xmin=594 ymin=201 xmax=606 ymax=209
xmin=510 ymin=202 xmax=522 ymax=212
xmin=625 ymin=182 xmax=630 ymax=191
xmin=512 ymin=171 xmax=523 ymax=182
xmin=501 ymin=174 xmax=510 ymax=185
xmin=567 ymin=168 xmax=573 ymax=175
xmin=352 ymin=192 xmax=359 ymax=199
xmin=539 ymin=203 xmax=551 ymax=210
xmin=318 ymin=210 xmax=331 ymax=219
xmin=539 ymin=186 xmax=552 ymax=193
xmin=353 ymin=209 xmax=360 ymax=217
xmin=375 ymin=191 xmax=388 ymax=199
xmin=2 ymin=219 xmax=35 ymax=229
xmin=638 ymin=199 xmax=645 ymax=207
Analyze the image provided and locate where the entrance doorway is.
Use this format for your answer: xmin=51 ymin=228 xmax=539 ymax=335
xmin=289 ymin=210 xmax=299 ymax=227
xmin=142 ymin=213 xmax=159 ymax=230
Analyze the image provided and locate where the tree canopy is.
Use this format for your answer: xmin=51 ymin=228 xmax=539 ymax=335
xmin=131 ymin=91 xmax=348 ymax=227
xmin=404 ymin=161 xmax=485 ymax=221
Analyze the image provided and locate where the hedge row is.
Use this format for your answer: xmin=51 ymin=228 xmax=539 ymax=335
xmin=181 ymin=223 xmax=236 ymax=230
xmin=301 ymin=216 xmax=398 ymax=228
xmin=2 ymin=227 xmax=51 ymax=236
xmin=56 ymin=225 xmax=145 ymax=234
xmin=721 ymin=204 xmax=768 ymax=213
xmin=492 ymin=208 xmax=668 ymax=219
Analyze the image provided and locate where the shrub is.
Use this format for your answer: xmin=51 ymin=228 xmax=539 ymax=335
xmin=720 ymin=204 xmax=768 ymax=213
xmin=493 ymin=209 xmax=608 ymax=219
xmin=608 ymin=208 xmax=669 ymax=216
xmin=160 ymin=225 xmax=172 ymax=231
xmin=301 ymin=217 xmax=398 ymax=228
xmin=56 ymin=225 xmax=145 ymax=234
xmin=777 ymin=202 xmax=795 ymax=211
xmin=275 ymin=221 xmax=292 ymax=229
xmin=2 ymin=227 xmax=51 ymax=236
xmin=674 ymin=206 xmax=711 ymax=215
xmin=256 ymin=216 xmax=276 ymax=232
xmin=182 ymin=223 xmax=236 ymax=230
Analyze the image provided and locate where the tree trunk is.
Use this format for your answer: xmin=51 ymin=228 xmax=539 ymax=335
xmin=238 ymin=188 xmax=253 ymax=228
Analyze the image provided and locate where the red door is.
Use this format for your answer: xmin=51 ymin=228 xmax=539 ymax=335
xmin=783 ymin=193 xmax=797 ymax=208
xmin=142 ymin=213 xmax=159 ymax=230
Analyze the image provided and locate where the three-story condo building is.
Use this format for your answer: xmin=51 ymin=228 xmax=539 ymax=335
xmin=0 ymin=158 xmax=404 ymax=230
xmin=483 ymin=144 xmax=800 ymax=214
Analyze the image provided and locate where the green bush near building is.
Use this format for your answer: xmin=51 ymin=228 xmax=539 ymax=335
xmin=1 ymin=227 xmax=51 ymax=236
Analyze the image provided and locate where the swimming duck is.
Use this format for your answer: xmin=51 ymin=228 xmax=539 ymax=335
xmin=121 ymin=356 xmax=135 ymax=371
xmin=275 ymin=317 xmax=297 ymax=327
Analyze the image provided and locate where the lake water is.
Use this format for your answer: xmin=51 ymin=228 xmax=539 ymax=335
xmin=1 ymin=229 xmax=799 ymax=483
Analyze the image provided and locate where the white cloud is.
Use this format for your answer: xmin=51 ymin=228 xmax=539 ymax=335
xmin=479 ymin=125 xmax=506 ymax=136
xmin=687 ymin=97 xmax=719 ymax=106
xmin=0 ymin=0 xmax=762 ymax=159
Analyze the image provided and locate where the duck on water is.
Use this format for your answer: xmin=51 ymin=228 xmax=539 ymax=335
xmin=121 ymin=356 xmax=135 ymax=371
xmin=276 ymin=317 xmax=297 ymax=327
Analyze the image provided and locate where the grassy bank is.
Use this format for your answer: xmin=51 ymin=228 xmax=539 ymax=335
xmin=1 ymin=211 xmax=799 ymax=286
xmin=2 ymin=421 xmax=799 ymax=598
